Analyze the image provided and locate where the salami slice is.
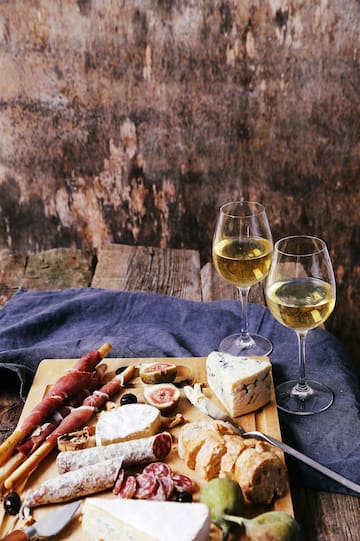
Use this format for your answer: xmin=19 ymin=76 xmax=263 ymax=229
xmin=119 ymin=475 xmax=137 ymax=499
xmin=152 ymin=432 xmax=172 ymax=460
xmin=134 ymin=473 xmax=158 ymax=500
xmin=112 ymin=468 xmax=125 ymax=496
xmin=148 ymin=478 xmax=166 ymax=501
xmin=142 ymin=462 xmax=172 ymax=479
xmin=171 ymin=473 xmax=198 ymax=494
xmin=159 ymin=476 xmax=174 ymax=499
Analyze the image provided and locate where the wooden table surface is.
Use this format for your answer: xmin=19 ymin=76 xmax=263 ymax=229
xmin=0 ymin=244 xmax=359 ymax=541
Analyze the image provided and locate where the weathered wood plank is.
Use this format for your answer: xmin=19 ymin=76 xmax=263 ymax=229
xmin=0 ymin=393 xmax=23 ymax=445
xmin=92 ymin=244 xmax=202 ymax=301
xmin=22 ymin=248 xmax=95 ymax=290
xmin=201 ymin=261 xmax=266 ymax=305
xmin=291 ymin=488 xmax=360 ymax=541
xmin=0 ymin=251 xmax=27 ymax=306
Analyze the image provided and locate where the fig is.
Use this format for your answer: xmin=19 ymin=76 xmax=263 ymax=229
xmin=143 ymin=383 xmax=180 ymax=415
xmin=139 ymin=362 xmax=177 ymax=384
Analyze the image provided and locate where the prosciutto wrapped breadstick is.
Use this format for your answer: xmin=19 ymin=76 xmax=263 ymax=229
xmin=0 ymin=343 xmax=112 ymax=467
xmin=0 ymin=365 xmax=107 ymax=490
xmin=4 ymin=365 xmax=135 ymax=490
xmin=23 ymin=458 xmax=123 ymax=508
xmin=57 ymin=431 xmax=173 ymax=473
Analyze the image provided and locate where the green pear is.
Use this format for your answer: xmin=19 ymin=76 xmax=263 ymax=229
xmin=199 ymin=478 xmax=245 ymax=539
xmin=224 ymin=511 xmax=300 ymax=541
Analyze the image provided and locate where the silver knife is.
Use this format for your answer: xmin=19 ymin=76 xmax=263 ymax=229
xmin=183 ymin=385 xmax=360 ymax=495
xmin=0 ymin=500 xmax=81 ymax=541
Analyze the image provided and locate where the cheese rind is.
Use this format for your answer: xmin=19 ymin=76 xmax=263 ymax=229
xmin=95 ymin=403 xmax=161 ymax=446
xmin=206 ymin=352 xmax=272 ymax=417
xmin=82 ymin=498 xmax=211 ymax=541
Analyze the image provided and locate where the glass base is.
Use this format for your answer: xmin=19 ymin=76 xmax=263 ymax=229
xmin=276 ymin=379 xmax=334 ymax=415
xmin=219 ymin=333 xmax=273 ymax=357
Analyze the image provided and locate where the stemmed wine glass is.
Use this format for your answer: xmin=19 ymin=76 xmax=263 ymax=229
xmin=265 ymin=235 xmax=336 ymax=415
xmin=212 ymin=201 xmax=273 ymax=356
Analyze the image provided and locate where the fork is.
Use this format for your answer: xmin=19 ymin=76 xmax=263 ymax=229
xmin=183 ymin=384 xmax=360 ymax=495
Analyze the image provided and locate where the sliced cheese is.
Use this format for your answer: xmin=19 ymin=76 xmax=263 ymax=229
xmin=206 ymin=352 xmax=272 ymax=417
xmin=82 ymin=498 xmax=211 ymax=541
xmin=95 ymin=403 xmax=161 ymax=446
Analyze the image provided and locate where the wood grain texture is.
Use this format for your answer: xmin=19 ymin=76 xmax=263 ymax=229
xmin=92 ymin=244 xmax=201 ymax=301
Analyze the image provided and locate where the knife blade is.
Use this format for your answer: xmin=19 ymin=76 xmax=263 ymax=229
xmin=0 ymin=500 xmax=81 ymax=541
xmin=183 ymin=385 xmax=360 ymax=495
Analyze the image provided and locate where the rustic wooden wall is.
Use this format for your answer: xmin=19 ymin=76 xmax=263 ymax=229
xmin=0 ymin=1 xmax=359 ymax=371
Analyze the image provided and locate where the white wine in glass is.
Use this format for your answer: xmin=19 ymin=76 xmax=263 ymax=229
xmin=265 ymin=235 xmax=336 ymax=415
xmin=212 ymin=201 xmax=273 ymax=356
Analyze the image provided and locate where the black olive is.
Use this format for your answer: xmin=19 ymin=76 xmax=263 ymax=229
xmin=175 ymin=490 xmax=193 ymax=503
xmin=116 ymin=366 xmax=128 ymax=375
xmin=120 ymin=393 xmax=138 ymax=406
xmin=4 ymin=492 xmax=21 ymax=515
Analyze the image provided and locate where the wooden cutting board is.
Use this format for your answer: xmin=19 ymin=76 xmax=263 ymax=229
xmin=0 ymin=356 xmax=293 ymax=540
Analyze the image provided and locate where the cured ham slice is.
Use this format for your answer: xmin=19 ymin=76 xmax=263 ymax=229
xmin=0 ymin=343 xmax=112 ymax=467
xmin=0 ymin=365 xmax=107 ymax=489
xmin=4 ymin=365 xmax=135 ymax=490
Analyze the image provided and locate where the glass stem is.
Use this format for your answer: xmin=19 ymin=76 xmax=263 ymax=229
xmin=293 ymin=331 xmax=313 ymax=398
xmin=237 ymin=286 xmax=254 ymax=347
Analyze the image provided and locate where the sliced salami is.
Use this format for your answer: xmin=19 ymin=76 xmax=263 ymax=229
xmin=152 ymin=432 xmax=172 ymax=460
xmin=142 ymin=461 xmax=172 ymax=479
xmin=148 ymin=478 xmax=166 ymax=501
xmin=119 ymin=475 xmax=137 ymax=499
xmin=112 ymin=468 xmax=125 ymax=496
xmin=134 ymin=473 xmax=158 ymax=500
xmin=171 ymin=473 xmax=198 ymax=494
xmin=159 ymin=476 xmax=174 ymax=499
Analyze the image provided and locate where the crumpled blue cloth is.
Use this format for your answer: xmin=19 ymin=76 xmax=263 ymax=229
xmin=0 ymin=287 xmax=359 ymax=496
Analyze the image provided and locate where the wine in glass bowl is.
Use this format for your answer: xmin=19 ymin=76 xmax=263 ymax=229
xmin=265 ymin=235 xmax=336 ymax=415
xmin=266 ymin=277 xmax=335 ymax=332
xmin=212 ymin=201 xmax=273 ymax=356
xmin=213 ymin=237 xmax=272 ymax=289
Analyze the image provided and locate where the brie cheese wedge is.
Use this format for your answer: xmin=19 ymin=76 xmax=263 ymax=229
xmin=82 ymin=498 xmax=211 ymax=541
xmin=206 ymin=351 xmax=272 ymax=417
xmin=95 ymin=403 xmax=161 ymax=446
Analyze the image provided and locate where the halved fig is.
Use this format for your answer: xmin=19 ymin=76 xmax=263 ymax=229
xmin=143 ymin=383 xmax=180 ymax=415
xmin=139 ymin=362 xmax=177 ymax=384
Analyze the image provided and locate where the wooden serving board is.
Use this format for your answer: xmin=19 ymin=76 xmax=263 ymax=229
xmin=0 ymin=357 xmax=293 ymax=540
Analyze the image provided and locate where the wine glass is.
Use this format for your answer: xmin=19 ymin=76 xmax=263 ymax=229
xmin=212 ymin=201 xmax=273 ymax=356
xmin=265 ymin=235 xmax=336 ymax=415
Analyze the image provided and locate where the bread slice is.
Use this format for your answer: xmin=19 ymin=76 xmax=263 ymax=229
xmin=184 ymin=429 xmax=222 ymax=470
xmin=234 ymin=447 xmax=288 ymax=505
xmin=195 ymin=433 xmax=227 ymax=480
xmin=219 ymin=435 xmax=246 ymax=478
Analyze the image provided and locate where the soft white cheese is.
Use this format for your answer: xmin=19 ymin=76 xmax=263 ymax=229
xmin=95 ymin=403 xmax=161 ymax=446
xmin=82 ymin=498 xmax=211 ymax=541
xmin=206 ymin=352 xmax=272 ymax=417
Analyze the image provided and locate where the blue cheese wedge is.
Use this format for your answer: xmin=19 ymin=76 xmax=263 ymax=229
xmin=82 ymin=498 xmax=211 ymax=541
xmin=206 ymin=352 xmax=272 ymax=417
xmin=95 ymin=403 xmax=161 ymax=446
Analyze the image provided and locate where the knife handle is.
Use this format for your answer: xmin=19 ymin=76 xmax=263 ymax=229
xmin=0 ymin=531 xmax=29 ymax=541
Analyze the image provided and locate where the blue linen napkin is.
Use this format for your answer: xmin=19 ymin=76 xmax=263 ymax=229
xmin=0 ymin=287 xmax=359 ymax=496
